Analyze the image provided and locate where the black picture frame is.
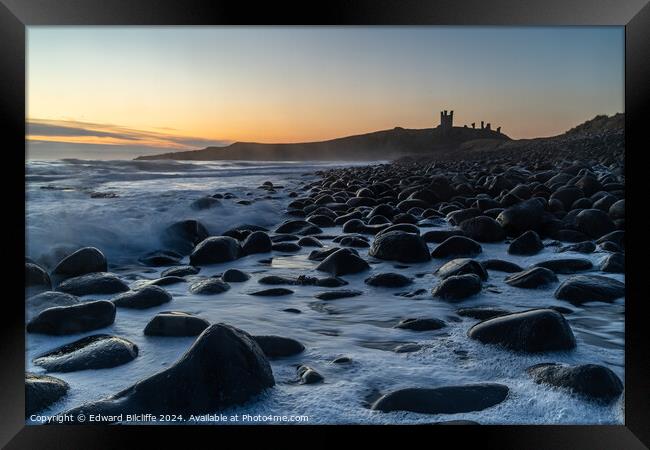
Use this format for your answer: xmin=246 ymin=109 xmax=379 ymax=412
xmin=1 ymin=1 xmax=648 ymax=448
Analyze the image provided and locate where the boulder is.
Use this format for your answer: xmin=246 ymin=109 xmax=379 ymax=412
xmin=25 ymin=373 xmax=69 ymax=417
xmin=161 ymin=265 xmax=200 ymax=277
xmin=600 ymin=252 xmax=624 ymax=273
xmin=112 ymin=286 xmax=172 ymax=309
xmin=252 ymin=335 xmax=305 ymax=358
xmin=222 ymin=268 xmax=251 ymax=282
xmin=189 ymin=237 xmax=241 ymax=265
xmin=431 ymin=236 xmax=482 ymax=259
xmin=316 ymin=248 xmax=370 ymax=276
xmin=52 ymin=247 xmax=107 ymax=279
xmin=554 ymin=275 xmax=625 ymax=304
xmin=435 ymin=258 xmax=488 ymax=281
xmin=314 ymin=290 xmax=363 ymax=300
xmin=496 ymin=198 xmax=545 ymax=236
xmin=527 ymin=363 xmax=623 ymax=403
xmin=161 ymin=220 xmax=209 ymax=255
xmin=394 ymin=318 xmax=446 ymax=331
xmin=371 ymin=384 xmax=509 ymax=414
xmin=33 ymin=334 xmax=138 ymax=372
xmin=189 ymin=278 xmax=231 ymax=295
xmin=365 ymin=273 xmax=413 ymax=288
xmin=532 ymin=258 xmax=593 ymax=274
xmin=504 ymin=267 xmax=558 ymax=289
xmin=27 ymin=291 xmax=80 ymax=320
xmin=468 ymin=309 xmax=576 ymax=352
xmin=575 ymin=209 xmax=616 ymax=238
xmin=248 ymin=288 xmax=294 ymax=296
xmin=63 ymin=324 xmax=275 ymax=419
xmin=297 ymin=365 xmax=324 ymax=384
xmin=480 ymin=259 xmax=523 ymax=273
xmin=508 ymin=230 xmax=543 ymax=255
xmin=144 ymin=312 xmax=210 ymax=336
xmin=241 ymin=231 xmax=272 ymax=255
xmin=369 ymin=231 xmax=431 ymax=263
xmin=431 ymin=274 xmax=482 ymax=301
xmin=459 ymin=216 xmax=506 ymax=243
xmin=26 ymin=263 xmax=51 ymax=290
xmin=56 ymin=272 xmax=129 ymax=296
xmin=26 ymin=300 xmax=116 ymax=335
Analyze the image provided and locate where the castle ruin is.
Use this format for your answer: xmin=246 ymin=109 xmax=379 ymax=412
xmin=438 ymin=110 xmax=503 ymax=135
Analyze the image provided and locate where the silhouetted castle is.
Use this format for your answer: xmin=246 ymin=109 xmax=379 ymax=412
xmin=438 ymin=109 xmax=503 ymax=135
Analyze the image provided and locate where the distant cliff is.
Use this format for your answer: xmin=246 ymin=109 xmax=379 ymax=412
xmin=134 ymin=126 xmax=510 ymax=161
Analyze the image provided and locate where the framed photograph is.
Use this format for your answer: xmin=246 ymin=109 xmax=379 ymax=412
xmin=1 ymin=0 xmax=648 ymax=447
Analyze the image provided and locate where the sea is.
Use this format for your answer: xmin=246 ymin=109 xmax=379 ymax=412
xmin=25 ymin=159 xmax=625 ymax=425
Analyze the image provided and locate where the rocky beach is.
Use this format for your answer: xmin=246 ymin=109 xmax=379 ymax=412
xmin=25 ymin=115 xmax=625 ymax=424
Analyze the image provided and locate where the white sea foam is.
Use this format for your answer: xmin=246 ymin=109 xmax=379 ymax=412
xmin=25 ymin=159 xmax=624 ymax=425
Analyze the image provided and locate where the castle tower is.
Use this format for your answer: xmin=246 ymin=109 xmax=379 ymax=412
xmin=439 ymin=110 xmax=453 ymax=134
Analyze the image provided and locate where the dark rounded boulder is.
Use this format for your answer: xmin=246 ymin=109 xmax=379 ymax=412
xmin=275 ymin=220 xmax=322 ymax=236
xmin=241 ymin=231 xmax=272 ymax=255
xmin=431 ymin=236 xmax=482 ymax=259
xmin=112 ymin=285 xmax=172 ymax=309
xmin=316 ymin=248 xmax=370 ymax=276
xmin=371 ymin=384 xmax=509 ymax=414
xmin=480 ymin=259 xmax=523 ymax=273
xmin=52 ymin=247 xmax=107 ymax=279
xmin=189 ymin=236 xmax=242 ymax=265
xmin=508 ymin=230 xmax=543 ymax=256
xmin=62 ymin=324 xmax=275 ymax=419
xmin=252 ymin=335 xmax=305 ymax=358
xmin=298 ymin=236 xmax=323 ymax=247
xmin=222 ymin=268 xmax=251 ymax=282
xmin=527 ymin=363 xmax=623 ymax=403
xmin=431 ymin=274 xmax=482 ymax=301
xmin=144 ymin=311 xmax=210 ymax=336
xmin=394 ymin=317 xmax=446 ymax=331
xmin=575 ymin=209 xmax=616 ymax=238
xmin=189 ymin=278 xmax=231 ymax=295
xmin=297 ymin=365 xmax=324 ymax=384
xmin=600 ymin=252 xmax=624 ymax=273
xmin=26 ymin=373 xmax=70 ymax=417
xmin=422 ymin=229 xmax=465 ymax=243
xmin=314 ymin=289 xmax=363 ymax=300
xmin=456 ymin=307 xmax=510 ymax=320
xmin=56 ymin=272 xmax=129 ymax=296
xmin=504 ymin=267 xmax=558 ymax=289
xmin=532 ymin=258 xmax=593 ymax=274
xmin=33 ymin=334 xmax=138 ymax=372
xmin=365 ymin=273 xmax=412 ymax=288
xmin=161 ymin=265 xmax=200 ymax=277
xmin=191 ymin=196 xmax=221 ymax=210
xmin=27 ymin=291 xmax=80 ymax=320
xmin=554 ymin=275 xmax=624 ymax=304
xmin=467 ymin=308 xmax=576 ymax=353
xmin=26 ymin=300 xmax=116 ymax=335
xmin=459 ymin=216 xmax=505 ymax=243
xmin=138 ymin=250 xmax=182 ymax=267
xmin=550 ymin=186 xmax=585 ymax=210
xmin=26 ymin=263 xmax=51 ymax=290
xmin=249 ymin=288 xmax=294 ymax=296
xmin=161 ymin=219 xmax=209 ymax=255
xmin=608 ymin=199 xmax=624 ymax=220
xmin=369 ymin=231 xmax=431 ymax=263
xmin=272 ymin=242 xmax=301 ymax=252
xmin=496 ymin=198 xmax=545 ymax=236
xmin=435 ymin=258 xmax=487 ymax=281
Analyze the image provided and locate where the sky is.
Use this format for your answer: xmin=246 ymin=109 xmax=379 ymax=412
xmin=27 ymin=26 xmax=624 ymax=157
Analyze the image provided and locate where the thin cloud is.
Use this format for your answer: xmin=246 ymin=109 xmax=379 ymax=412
xmin=26 ymin=118 xmax=231 ymax=150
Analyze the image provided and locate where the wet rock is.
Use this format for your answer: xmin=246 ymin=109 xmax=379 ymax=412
xmin=26 ymin=300 xmax=116 ymax=335
xmin=496 ymin=198 xmax=545 ymax=236
xmin=307 ymin=214 xmax=335 ymax=227
xmin=298 ymin=236 xmax=323 ymax=247
xmin=189 ymin=278 xmax=231 ymax=295
xmin=558 ymin=241 xmax=597 ymax=254
xmin=575 ymin=209 xmax=616 ymax=238
xmin=297 ymin=365 xmax=324 ymax=384
xmin=532 ymin=258 xmax=593 ymax=274
xmin=550 ymin=186 xmax=584 ymax=210
xmin=315 ymin=277 xmax=348 ymax=287
xmin=504 ymin=267 xmax=558 ymax=289
xmin=241 ymin=231 xmax=272 ymax=255
xmin=275 ymin=220 xmax=322 ymax=236
xmin=609 ymin=199 xmax=624 ymax=220
xmin=314 ymin=290 xmax=363 ymax=300
xmin=189 ymin=236 xmax=242 ymax=265
xmin=393 ymin=343 xmax=422 ymax=353
xmin=435 ymin=258 xmax=488 ymax=281
xmin=422 ymin=229 xmax=465 ymax=243
xmin=371 ymin=384 xmax=509 ymax=414
xmin=161 ymin=265 xmax=200 ymax=277
xmin=52 ymin=247 xmax=107 ymax=279
xmin=252 ymin=335 xmax=305 ymax=358
xmin=600 ymin=252 xmax=624 ymax=273
xmin=222 ymin=268 xmax=250 ymax=282
xmin=144 ymin=311 xmax=210 ymax=336
xmin=249 ymin=288 xmax=294 ymax=296
xmin=431 ymin=236 xmax=482 ymax=259
xmin=27 ymin=291 xmax=80 ymax=320
xmin=56 ymin=272 xmax=129 ymax=296
xmin=332 ymin=356 xmax=352 ymax=364
xmin=283 ymin=308 xmax=301 ymax=314
xmin=527 ymin=363 xmax=623 ymax=403
xmin=272 ymin=242 xmax=301 ymax=252
xmin=191 ymin=196 xmax=221 ymax=210
xmin=456 ymin=307 xmax=510 ymax=320
xmin=26 ymin=373 xmax=69 ymax=417
xmin=112 ymin=286 xmax=172 ymax=309
xmin=597 ymin=230 xmax=624 ymax=248
xmin=145 ymin=276 xmax=186 ymax=287
xmin=138 ymin=250 xmax=182 ymax=267
xmin=365 ymin=273 xmax=412 ymax=288
xmin=26 ymin=263 xmax=51 ymax=291
xmin=468 ymin=309 xmax=576 ymax=352
xmin=337 ymin=235 xmax=370 ymax=248
xmin=480 ymin=259 xmax=523 ymax=273
xmin=316 ymin=248 xmax=370 ymax=276
xmin=63 ymin=324 xmax=275 ymax=419
xmin=554 ymin=275 xmax=625 ymax=304
xmin=459 ymin=216 xmax=506 ymax=243
xmin=308 ymin=247 xmax=342 ymax=261
xmin=368 ymin=231 xmax=431 ymax=263
xmin=394 ymin=318 xmax=446 ymax=331
xmin=33 ymin=334 xmax=138 ymax=372
xmin=508 ymin=230 xmax=544 ymax=255
xmin=431 ymin=274 xmax=482 ymax=301
xmin=161 ymin=219 xmax=209 ymax=255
